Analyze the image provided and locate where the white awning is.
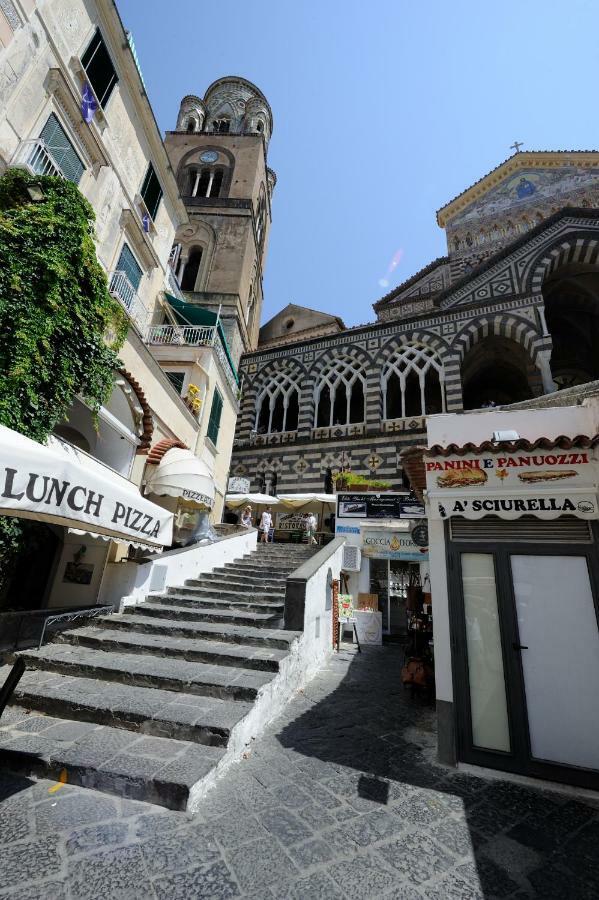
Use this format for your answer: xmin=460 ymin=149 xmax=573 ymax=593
xmin=225 ymin=493 xmax=278 ymax=508
xmin=0 ymin=425 xmax=173 ymax=549
xmin=277 ymin=494 xmax=337 ymax=508
xmin=145 ymin=447 xmax=215 ymax=509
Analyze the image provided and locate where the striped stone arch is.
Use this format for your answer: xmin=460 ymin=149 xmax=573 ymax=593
xmin=238 ymin=357 xmax=308 ymax=435
xmin=527 ymin=232 xmax=599 ymax=296
xmin=451 ymin=313 xmax=547 ymax=366
xmin=376 ymin=329 xmax=452 ymax=367
xmin=310 ymin=342 xmax=374 ymax=376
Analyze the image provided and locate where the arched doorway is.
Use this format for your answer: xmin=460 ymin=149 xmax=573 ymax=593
xmin=461 ymin=336 xmax=538 ymax=410
xmin=543 ymin=266 xmax=599 ymax=388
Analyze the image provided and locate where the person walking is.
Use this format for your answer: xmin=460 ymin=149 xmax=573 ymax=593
xmin=240 ymin=505 xmax=252 ymax=528
xmin=306 ymin=512 xmax=318 ymax=546
xmin=259 ymin=506 xmax=273 ymax=544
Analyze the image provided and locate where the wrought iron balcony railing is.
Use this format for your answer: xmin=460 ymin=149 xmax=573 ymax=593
xmin=146 ymin=324 xmax=239 ymax=394
xmin=109 ymin=270 xmax=150 ymax=333
xmin=12 ymin=139 xmax=63 ymax=179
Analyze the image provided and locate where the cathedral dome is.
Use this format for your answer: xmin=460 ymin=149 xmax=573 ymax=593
xmin=202 ymin=76 xmax=273 ymax=144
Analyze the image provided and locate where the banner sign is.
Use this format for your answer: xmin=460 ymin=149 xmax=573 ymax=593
xmin=276 ymin=512 xmax=319 ymax=532
xmin=336 ymin=493 xmax=424 ymax=520
xmin=425 ymin=449 xmax=598 ymax=520
xmin=361 ymin=527 xmax=429 ymax=561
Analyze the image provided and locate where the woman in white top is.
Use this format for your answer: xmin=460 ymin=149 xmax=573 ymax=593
xmin=240 ymin=505 xmax=252 ymax=528
xmin=259 ymin=507 xmax=273 ymax=544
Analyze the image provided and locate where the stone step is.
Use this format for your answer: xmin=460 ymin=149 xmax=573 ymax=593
xmin=211 ymin=567 xmax=288 ymax=582
xmin=148 ymin=592 xmax=285 ymax=616
xmin=0 ymin=702 xmax=226 ymax=810
xmin=170 ymin=584 xmax=284 ymax=602
xmin=134 ymin=601 xmax=282 ymax=629
xmin=54 ymin=625 xmax=286 ymax=672
xmin=193 ymin=574 xmax=286 ymax=592
xmin=223 ymin=563 xmax=300 ymax=577
xmin=11 ymin=672 xmax=251 ymax=746
xmin=18 ymin=644 xmax=275 ymax=702
xmin=96 ymin=614 xmax=299 ymax=650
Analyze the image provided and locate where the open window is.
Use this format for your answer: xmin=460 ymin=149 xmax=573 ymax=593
xmin=81 ymin=28 xmax=118 ymax=108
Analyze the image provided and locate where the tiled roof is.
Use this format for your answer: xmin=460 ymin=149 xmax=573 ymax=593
xmin=427 ymin=434 xmax=599 ymax=457
xmin=399 ymin=446 xmax=427 ymax=502
xmin=373 ymin=257 xmax=449 ymax=310
xmin=118 ymin=368 xmax=154 ymax=454
xmin=436 ymin=150 xmax=599 ymax=222
xmin=146 ymin=438 xmax=188 ymax=466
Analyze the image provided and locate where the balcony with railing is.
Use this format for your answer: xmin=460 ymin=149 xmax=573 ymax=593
xmin=12 ymin=140 xmax=63 ymax=179
xmin=145 ymin=323 xmax=239 ymax=394
xmin=109 ymin=270 xmax=151 ymax=333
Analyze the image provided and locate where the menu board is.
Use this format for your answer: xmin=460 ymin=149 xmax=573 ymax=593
xmin=336 ymin=493 xmax=425 ymax=520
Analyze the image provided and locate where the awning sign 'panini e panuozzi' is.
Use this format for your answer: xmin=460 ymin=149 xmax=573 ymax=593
xmin=425 ymin=448 xmax=599 ymax=521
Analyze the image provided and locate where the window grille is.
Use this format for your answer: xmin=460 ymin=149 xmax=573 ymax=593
xmin=381 ymin=344 xmax=445 ymax=419
xmin=315 ymin=358 xmax=366 ymax=427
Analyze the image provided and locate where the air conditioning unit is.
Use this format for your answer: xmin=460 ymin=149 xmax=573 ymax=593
xmin=342 ymin=545 xmax=361 ymax=572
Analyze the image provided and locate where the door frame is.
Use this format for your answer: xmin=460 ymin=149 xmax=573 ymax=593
xmin=447 ymin=524 xmax=599 ymax=790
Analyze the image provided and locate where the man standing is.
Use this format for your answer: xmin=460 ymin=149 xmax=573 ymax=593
xmin=306 ymin=512 xmax=318 ymax=546
xmin=259 ymin=506 xmax=273 ymax=544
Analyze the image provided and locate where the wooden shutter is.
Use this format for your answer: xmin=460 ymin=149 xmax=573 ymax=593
xmin=116 ymin=244 xmax=143 ymax=291
xmin=40 ymin=114 xmax=84 ymax=184
xmin=207 ymin=389 xmax=224 ymax=445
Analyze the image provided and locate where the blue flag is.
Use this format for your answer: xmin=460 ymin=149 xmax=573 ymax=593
xmin=142 ymin=213 xmax=151 ymax=233
xmin=82 ymin=82 xmax=98 ymax=124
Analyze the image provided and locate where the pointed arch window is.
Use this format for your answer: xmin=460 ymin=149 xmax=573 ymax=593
xmin=381 ymin=344 xmax=445 ymax=419
xmin=255 ymin=372 xmax=301 ymax=434
xmin=314 ymin=358 xmax=366 ymax=427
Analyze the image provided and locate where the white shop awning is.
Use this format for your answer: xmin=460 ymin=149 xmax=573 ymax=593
xmin=145 ymin=447 xmax=215 ymax=509
xmin=225 ymin=493 xmax=278 ymax=508
xmin=277 ymin=494 xmax=336 ymax=508
xmin=0 ymin=424 xmax=173 ymax=549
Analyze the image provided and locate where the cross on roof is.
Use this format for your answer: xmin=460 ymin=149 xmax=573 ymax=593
xmin=511 ymin=141 xmax=524 ymax=153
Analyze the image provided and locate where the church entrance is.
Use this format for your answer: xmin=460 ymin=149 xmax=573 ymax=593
xmin=461 ymin=336 xmax=538 ymax=410
xmin=543 ymin=266 xmax=599 ymax=388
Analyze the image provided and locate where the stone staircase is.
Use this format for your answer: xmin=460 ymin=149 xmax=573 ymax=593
xmin=0 ymin=543 xmax=318 ymax=810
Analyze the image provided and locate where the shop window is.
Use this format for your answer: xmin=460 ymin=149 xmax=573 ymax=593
xmin=140 ymin=163 xmax=163 ymax=220
xmin=81 ymin=28 xmax=118 ymax=108
xmin=39 ymin=114 xmax=85 ymax=184
xmin=207 ymin=388 xmax=223 ymax=445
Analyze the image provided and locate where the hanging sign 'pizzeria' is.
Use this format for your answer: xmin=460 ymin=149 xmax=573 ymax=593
xmin=425 ymin=448 xmax=599 ymax=520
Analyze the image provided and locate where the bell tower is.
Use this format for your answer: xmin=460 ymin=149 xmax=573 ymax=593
xmin=164 ymin=77 xmax=275 ymax=362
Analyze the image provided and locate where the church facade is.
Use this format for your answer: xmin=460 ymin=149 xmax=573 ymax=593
xmin=231 ymin=151 xmax=599 ymax=494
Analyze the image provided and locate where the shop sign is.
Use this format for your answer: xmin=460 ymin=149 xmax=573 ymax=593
xmin=361 ymin=527 xmax=429 ymax=561
xmin=337 ymin=493 xmax=423 ymax=520
xmin=228 ymin=476 xmax=250 ymax=493
xmin=426 ymin=450 xmax=598 ymax=520
xmin=276 ymin=512 xmax=319 ymax=532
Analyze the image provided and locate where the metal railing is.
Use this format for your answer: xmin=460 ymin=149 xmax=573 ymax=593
xmin=165 ymin=265 xmax=185 ymax=301
xmin=146 ymin=323 xmax=239 ymax=394
xmin=146 ymin=323 xmax=216 ymax=346
xmin=12 ymin=139 xmax=63 ymax=178
xmin=109 ymin=269 xmax=151 ymax=333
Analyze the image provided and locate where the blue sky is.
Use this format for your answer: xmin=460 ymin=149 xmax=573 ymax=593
xmin=119 ymin=0 xmax=599 ymax=327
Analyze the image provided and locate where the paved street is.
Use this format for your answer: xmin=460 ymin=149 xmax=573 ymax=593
xmin=1 ymin=644 xmax=598 ymax=899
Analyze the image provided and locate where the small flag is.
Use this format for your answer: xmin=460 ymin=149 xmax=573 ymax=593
xmin=82 ymin=82 xmax=98 ymax=124
xmin=142 ymin=213 xmax=151 ymax=233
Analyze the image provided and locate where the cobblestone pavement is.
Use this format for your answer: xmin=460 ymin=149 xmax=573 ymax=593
xmin=1 ymin=645 xmax=598 ymax=899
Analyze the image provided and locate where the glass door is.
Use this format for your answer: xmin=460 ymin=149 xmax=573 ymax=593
xmin=510 ymin=555 xmax=599 ymax=772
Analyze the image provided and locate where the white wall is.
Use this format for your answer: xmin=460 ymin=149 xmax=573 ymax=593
xmin=98 ymin=528 xmax=258 ymax=608
xmin=47 ymin=533 xmax=109 ymax=609
xmin=427 ymin=515 xmax=452 ymax=703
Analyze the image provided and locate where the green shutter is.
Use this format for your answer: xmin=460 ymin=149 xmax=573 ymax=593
xmin=116 ymin=243 xmax=143 ymax=290
xmin=141 ymin=163 xmax=163 ymax=220
xmin=207 ymin=389 xmax=223 ymax=445
xmin=39 ymin=114 xmax=84 ymax=184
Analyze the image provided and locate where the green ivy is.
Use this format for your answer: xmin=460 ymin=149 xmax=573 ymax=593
xmin=0 ymin=168 xmax=128 ymax=586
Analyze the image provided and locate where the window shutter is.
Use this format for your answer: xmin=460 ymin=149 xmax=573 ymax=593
xmin=39 ymin=114 xmax=84 ymax=184
xmin=82 ymin=28 xmax=118 ymax=108
xmin=207 ymin=389 xmax=224 ymax=445
xmin=140 ymin=163 xmax=163 ymax=220
xmin=115 ymin=244 xmax=143 ymax=291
